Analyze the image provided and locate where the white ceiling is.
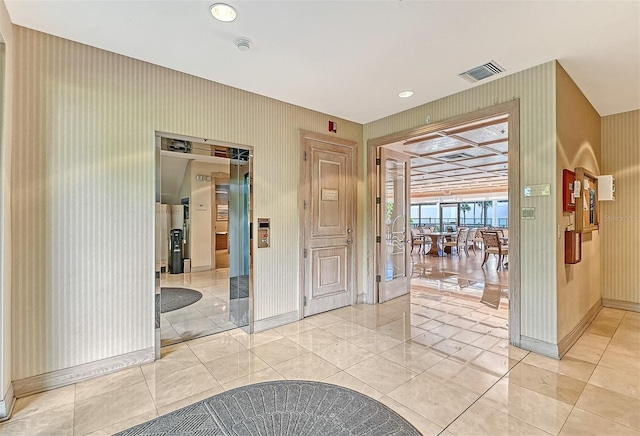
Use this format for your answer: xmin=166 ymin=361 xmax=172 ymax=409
xmin=160 ymin=148 xmax=230 ymax=203
xmin=385 ymin=114 xmax=510 ymax=199
xmin=5 ymin=1 xmax=640 ymax=124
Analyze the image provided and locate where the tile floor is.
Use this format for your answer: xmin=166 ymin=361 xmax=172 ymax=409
xmin=2 ymin=256 xmax=639 ymax=435
xmin=160 ymin=267 xmax=236 ymax=346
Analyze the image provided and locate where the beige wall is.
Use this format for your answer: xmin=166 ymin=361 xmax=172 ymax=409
xmin=0 ymin=0 xmax=13 ymax=408
xmin=10 ymin=26 xmax=362 ymax=380
xmin=363 ymin=62 xmax=558 ymax=344
xmin=555 ymin=64 xmax=602 ymax=341
xmin=601 ymin=110 xmax=640 ymax=304
xmin=3 ymin=10 xmax=636 ymax=386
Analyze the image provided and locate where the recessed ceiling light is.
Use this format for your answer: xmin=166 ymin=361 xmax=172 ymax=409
xmin=398 ymin=90 xmax=414 ymax=98
xmin=210 ymin=3 xmax=237 ymax=22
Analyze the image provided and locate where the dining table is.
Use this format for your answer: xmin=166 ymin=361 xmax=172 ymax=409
xmin=424 ymin=232 xmax=457 ymax=256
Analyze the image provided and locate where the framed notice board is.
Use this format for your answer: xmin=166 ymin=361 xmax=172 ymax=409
xmin=575 ymin=167 xmax=599 ymax=233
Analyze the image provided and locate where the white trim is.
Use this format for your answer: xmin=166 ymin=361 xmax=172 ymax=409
xmin=558 ymin=299 xmax=602 ymax=358
xmin=366 ymin=101 xmax=521 ymax=345
xmin=0 ymin=383 xmax=14 ymax=421
xmin=602 ymin=298 xmax=640 ymax=313
xmin=253 ymin=311 xmax=299 ymax=333
xmin=191 ymin=265 xmax=213 ymax=273
xmin=12 ymin=348 xmax=154 ymax=398
xmin=519 ymin=335 xmax=558 ymax=359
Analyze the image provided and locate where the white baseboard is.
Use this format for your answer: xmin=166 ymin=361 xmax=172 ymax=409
xmin=520 ymin=335 xmax=559 ymax=359
xmin=0 ymin=383 xmax=15 ymax=421
xmin=520 ymin=299 xmax=603 ymax=360
xmin=12 ymin=347 xmax=155 ymax=399
xmin=253 ymin=311 xmax=299 ymax=333
xmin=558 ymin=299 xmax=602 ymax=358
xmin=602 ymin=298 xmax=640 ymax=313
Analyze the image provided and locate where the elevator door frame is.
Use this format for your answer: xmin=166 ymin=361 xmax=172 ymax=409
xmin=154 ymin=131 xmax=254 ymax=359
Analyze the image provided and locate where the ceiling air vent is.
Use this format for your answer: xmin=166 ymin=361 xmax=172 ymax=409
xmin=440 ymin=152 xmax=474 ymax=161
xmin=459 ymin=61 xmax=505 ymax=83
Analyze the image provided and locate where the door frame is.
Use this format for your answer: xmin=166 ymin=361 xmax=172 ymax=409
xmin=366 ymin=100 xmax=521 ymax=346
xmin=154 ymin=131 xmax=254 ymax=358
xmin=299 ymin=130 xmax=358 ymax=319
xmin=439 ymin=202 xmax=460 ymax=231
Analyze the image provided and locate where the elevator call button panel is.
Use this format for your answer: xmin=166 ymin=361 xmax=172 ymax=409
xmin=258 ymin=218 xmax=270 ymax=248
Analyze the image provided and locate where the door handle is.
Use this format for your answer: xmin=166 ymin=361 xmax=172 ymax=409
xmin=346 ymin=238 xmax=353 ymax=244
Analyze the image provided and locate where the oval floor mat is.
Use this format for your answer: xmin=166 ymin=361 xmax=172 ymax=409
xmin=160 ymin=287 xmax=203 ymax=313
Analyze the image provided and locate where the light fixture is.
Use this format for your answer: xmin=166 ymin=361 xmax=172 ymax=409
xmin=210 ymin=3 xmax=237 ymax=22
xmin=398 ymin=90 xmax=414 ymax=98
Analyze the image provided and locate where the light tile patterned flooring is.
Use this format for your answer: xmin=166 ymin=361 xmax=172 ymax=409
xmin=2 ymin=258 xmax=640 ymax=435
xmin=160 ymin=267 xmax=235 ymax=346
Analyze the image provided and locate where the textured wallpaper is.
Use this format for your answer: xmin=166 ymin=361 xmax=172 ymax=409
xmin=601 ymin=110 xmax=640 ymax=304
xmin=363 ymin=62 xmax=557 ymax=343
xmin=11 ymin=26 xmax=362 ymax=379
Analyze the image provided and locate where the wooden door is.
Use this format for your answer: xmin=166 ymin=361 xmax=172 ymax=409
xmin=302 ymin=132 xmax=356 ymax=317
xmin=378 ymin=147 xmax=411 ymax=302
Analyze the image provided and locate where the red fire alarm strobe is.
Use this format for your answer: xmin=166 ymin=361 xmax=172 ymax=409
xmin=328 ymin=121 xmax=337 ymax=133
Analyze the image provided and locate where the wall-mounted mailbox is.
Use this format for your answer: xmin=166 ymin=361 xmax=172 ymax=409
xmin=598 ymin=175 xmax=615 ymax=201
xmin=564 ymin=230 xmax=581 ymax=264
xmin=257 ymin=218 xmax=270 ymax=248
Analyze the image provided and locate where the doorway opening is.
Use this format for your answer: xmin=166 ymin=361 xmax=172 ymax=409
xmin=369 ymin=101 xmax=520 ymax=346
xmin=155 ymin=132 xmax=253 ymax=352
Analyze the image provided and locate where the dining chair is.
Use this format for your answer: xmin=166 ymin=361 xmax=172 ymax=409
xmin=481 ymin=231 xmax=509 ymax=269
xmin=445 ymin=224 xmax=458 ymax=233
xmin=419 ymin=226 xmax=434 ymax=252
xmin=410 ymin=228 xmax=425 ymax=254
xmin=464 ymin=228 xmax=477 ymax=256
xmin=443 ymin=227 xmax=469 ymax=256
xmin=473 ymin=227 xmax=487 ymax=250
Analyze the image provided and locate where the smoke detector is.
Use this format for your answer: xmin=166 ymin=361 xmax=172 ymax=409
xmin=234 ymin=37 xmax=252 ymax=52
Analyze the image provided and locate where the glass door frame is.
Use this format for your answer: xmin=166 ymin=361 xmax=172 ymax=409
xmin=439 ymin=202 xmax=459 ymax=232
xmin=377 ymin=147 xmax=411 ymax=303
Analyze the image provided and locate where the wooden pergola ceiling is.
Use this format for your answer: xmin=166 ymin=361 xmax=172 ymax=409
xmin=385 ymin=115 xmax=509 ymax=199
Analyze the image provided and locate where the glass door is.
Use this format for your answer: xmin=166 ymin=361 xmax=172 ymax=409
xmin=228 ymin=148 xmax=252 ymax=332
xmin=439 ymin=203 xmax=459 ymax=231
xmin=378 ymin=147 xmax=411 ymax=303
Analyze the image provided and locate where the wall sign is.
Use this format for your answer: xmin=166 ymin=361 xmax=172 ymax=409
xmin=521 ymin=207 xmax=535 ymax=220
xmin=321 ymin=189 xmax=338 ymax=201
xmin=523 ymin=184 xmax=550 ymax=197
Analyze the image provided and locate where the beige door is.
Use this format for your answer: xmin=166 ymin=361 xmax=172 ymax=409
xmin=378 ymin=147 xmax=411 ymax=302
xmin=301 ymin=132 xmax=356 ymax=317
